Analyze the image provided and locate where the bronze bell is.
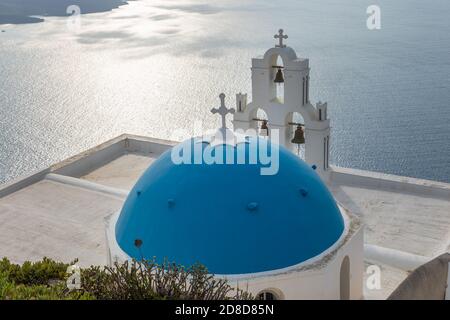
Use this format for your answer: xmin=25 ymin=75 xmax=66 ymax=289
xmin=260 ymin=120 xmax=269 ymax=136
xmin=291 ymin=125 xmax=305 ymax=144
xmin=274 ymin=68 xmax=284 ymax=83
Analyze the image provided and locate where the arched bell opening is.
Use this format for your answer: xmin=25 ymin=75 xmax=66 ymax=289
xmin=250 ymin=108 xmax=270 ymax=138
xmin=285 ymin=112 xmax=305 ymax=159
xmin=270 ymin=55 xmax=285 ymax=104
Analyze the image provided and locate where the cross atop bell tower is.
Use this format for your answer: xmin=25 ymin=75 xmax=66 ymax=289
xmin=274 ymin=29 xmax=288 ymax=48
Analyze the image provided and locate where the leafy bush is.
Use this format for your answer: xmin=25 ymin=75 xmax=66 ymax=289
xmin=0 ymin=274 xmax=92 ymax=300
xmin=0 ymin=257 xmax=252 ymax=300
xmin=0 ymin=257 xmax=92 ymax=300
xmin=81 ymin=259 xmax=252 ymax=300
xmin=0 ymin=257 xmax=74 ymax=285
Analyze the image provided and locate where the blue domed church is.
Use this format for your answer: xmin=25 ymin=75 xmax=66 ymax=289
xmin=106 ymin=34 xmax=364 ymax=300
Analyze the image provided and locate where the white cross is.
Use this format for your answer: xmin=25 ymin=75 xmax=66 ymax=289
xmin=211 ymin=93 xmax=235 ymax=130
xmin=274 ymin=29 xmax=288 ymax=48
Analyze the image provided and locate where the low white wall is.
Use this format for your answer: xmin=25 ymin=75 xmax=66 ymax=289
xmin=53 ymin=139 xmax=127 ymax=178
xmin=126 ymin=135 xmax=176 ymax=155
xmin=0 ymin=134 xmax=174 ymax=199
xmin=330 ymin=166 xmax=450 ymax=199
xmin=53 ymin=135 xmax=177 ymax=178
xmin=46 ymin=173 xmax=128 ymax=199
xmin=0 ymin=168 xmax=50 ymax=198
xmin=364 ymin=244 xmax=430 ymax=272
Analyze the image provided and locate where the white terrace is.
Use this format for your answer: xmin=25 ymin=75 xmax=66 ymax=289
xmin=0 ymin=134 xmax=449 ymax=299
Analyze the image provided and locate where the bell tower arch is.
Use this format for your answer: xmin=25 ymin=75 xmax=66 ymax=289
xmin=233 ymin=30 xmax=331 ymax=180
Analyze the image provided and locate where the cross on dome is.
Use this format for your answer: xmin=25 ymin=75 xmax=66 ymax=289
xmin=274 ymin=29 xmax=288 ymax=48
xmin=207 ymin=93 xmax=246 ymax=147
xmin=211 ymin=93 xmax=235 ymax=130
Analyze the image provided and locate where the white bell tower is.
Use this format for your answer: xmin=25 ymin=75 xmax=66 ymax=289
xmin=233 ymin=29 xmax=331 ymax=180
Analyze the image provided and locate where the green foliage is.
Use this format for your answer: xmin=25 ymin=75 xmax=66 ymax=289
xmin=0 ymin=272 xmax=93 ymax=300
xmin=0 ymin=257 xmax=75 ymax=285
xmin=0 ymin=257 xmax=252 ymax=300
xmin=0 ymin=257 xmax=93 ymax=300
xmin=81 ymin=259 xmax=252 ymax=300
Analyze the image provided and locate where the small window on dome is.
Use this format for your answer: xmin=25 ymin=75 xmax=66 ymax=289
xmin=257 ymin=291 xmax=277 ymax=300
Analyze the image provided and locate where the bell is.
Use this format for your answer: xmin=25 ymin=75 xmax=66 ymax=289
xmin=260 ymin=120 xmax=269 ymax=137
xmin=291 ymin=125 xmax=305 ymax=144
xmin=274 ymin=68 xmax=284 ymax=83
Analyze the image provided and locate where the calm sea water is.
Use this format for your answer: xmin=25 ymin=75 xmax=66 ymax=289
xmin=0 ymin=0 xmax=449 ymax=184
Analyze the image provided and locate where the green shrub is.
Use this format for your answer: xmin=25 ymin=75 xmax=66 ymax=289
xmin=0 ymin=257 xmax=94 ymax=300
xmin=0 ymin=272 xmax=93 ymax=300
xmin=0 ymin=257 xmax=75 ymax=285
xmin=80 ymin=259 xmax=252 ymax=300
xmin=0 ymin=258 xmax=252 ymax=300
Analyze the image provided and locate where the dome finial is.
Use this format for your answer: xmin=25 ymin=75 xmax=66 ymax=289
xmin=211 ymin=93 xmax=235 ymax=130
xmin=274 ymin=29 xmax=288 ymax=48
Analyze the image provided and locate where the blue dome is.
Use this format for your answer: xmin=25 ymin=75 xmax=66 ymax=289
xmin=115 ymin=137 xmax=344 ymax=275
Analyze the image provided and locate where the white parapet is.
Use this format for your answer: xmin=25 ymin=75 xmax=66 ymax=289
xmin=364 ymin=244 xmax=431 ymax=272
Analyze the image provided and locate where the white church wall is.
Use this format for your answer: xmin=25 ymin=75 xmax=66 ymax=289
xmin=251 ymin=66 xmax=271 ymax=106
xmin=228 ymin=225 xmax=363 ymax=300
xmin=238 ymin=269 xmax=332 ymax=300
xmin=343 ymin=227 xmax=365 ymax=300
xmin=223 ymin=210 xmax=364 ymax=300
xmin=284 ymin=70 xmax=305 ymax=107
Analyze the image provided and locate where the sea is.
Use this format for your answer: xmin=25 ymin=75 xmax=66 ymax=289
xmin=0 ymin=0 xmax=449 ymax=184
